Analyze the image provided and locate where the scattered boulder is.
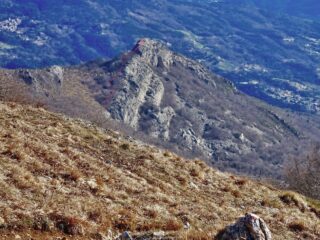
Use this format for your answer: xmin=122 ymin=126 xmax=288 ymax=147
xmin=215 ymin=213 xmax=272 ymax=240
xmin=119 ymin=231 xmax=133 ymax=240
xmin=152 ymin=231 xmax=165 ymax=237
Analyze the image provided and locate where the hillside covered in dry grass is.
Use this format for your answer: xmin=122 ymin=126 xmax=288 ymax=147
xmin=0 ymin=102 xmax=319 ymax=239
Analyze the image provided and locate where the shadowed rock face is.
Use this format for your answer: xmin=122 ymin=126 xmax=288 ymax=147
xmin=1 ymin=39 xmax=320 ymax=178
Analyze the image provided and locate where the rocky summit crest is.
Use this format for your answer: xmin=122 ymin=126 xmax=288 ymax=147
xmin=131 ymin=38 xmax=175 ymax=68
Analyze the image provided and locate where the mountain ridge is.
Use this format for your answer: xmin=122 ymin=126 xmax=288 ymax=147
xmin=1 ymin=38 xmax=320 ymax=178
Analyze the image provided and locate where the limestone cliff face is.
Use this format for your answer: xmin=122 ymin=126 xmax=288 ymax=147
xmin=107 ymin=39 xmax=172 ymax=132
xmin=106 ymin=39 xmax=219 ymax=146
xmin=99 ymin=39 xmax=303 ymax=177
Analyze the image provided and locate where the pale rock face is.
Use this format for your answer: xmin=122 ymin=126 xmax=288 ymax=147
xmin=18 ymin=65 xmax=63 ymax=96
xmin=155 ymin=107 xmax=175 ymax=140
xmin=49 ymin=65 xmax=64 ymax=85
xmin=136 ymin=39 xmax=174 ymax=69
xmin=216 ymin=213 xmax=272 ymax=240
xmin=107 ymin=39 xmax=171 ymax=130
xmin=108 ymin=62 xmax=165 ymax=129
xmin=179 ymin=128 xmax=204 ymax=150
xmin=107 ymin=38 xmax=218 ymax=140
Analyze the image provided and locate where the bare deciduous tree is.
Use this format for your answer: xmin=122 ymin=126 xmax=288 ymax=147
xmin=285 ymin=144 xmax=320 ymax=199
xmin=0 ymin=81 xmax=34 ymax=105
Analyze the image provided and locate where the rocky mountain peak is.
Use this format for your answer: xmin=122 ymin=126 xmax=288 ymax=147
xmin=132 ymin=38 xmax=169 ymax=54
xmin=131 ymin=38 xmax=174 ymax=68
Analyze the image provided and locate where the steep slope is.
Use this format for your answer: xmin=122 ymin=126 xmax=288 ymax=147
xmin=1 ymin=0 xmax=320 ymax=113
xmin=0 ymin=102 xmax=319 ymax=239
xmin=1 ymin=39 xmax=320 ymax=178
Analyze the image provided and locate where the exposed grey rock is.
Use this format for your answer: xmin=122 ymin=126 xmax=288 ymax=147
xmin=17 ymin=66 xmax=63 ymax=97
xmin=136 ymin=39 xmax=174 ymax=69
xmin=215 ymin=213 xmax=272 ymax=240
xmin=48 ymin=65 xmax=64 ymax=85
xmin=102 ymin=39 xmax=308 ymax=177
xmin=152 ymin=231 xmax=165 ymax=237
xmin=108 ymin=40 xmax=167 ymax=129
xmin=133 ymin=232 xmax=171 ymax=240
xmin=119 ymin=231 xmax=133 ymax=240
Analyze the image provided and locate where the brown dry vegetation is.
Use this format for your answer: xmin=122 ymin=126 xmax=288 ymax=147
xmin=0 ymin=102 xmax=319 ymax=239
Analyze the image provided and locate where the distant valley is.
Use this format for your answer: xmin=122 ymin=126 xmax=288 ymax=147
xmin=1 ymin=0 xmax=320 ymax=113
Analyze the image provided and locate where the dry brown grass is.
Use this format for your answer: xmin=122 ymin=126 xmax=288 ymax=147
xmin=0 ymin=102 xmax=318 ymax=239
xmin=288 ymin=221 xmax=308 ymax=232
xmin=187 ymin=230 xmax=211 ymax=240
xmin=162 ymin=218 xmax=183 ymax=231
xmin=279 ymin=191 xmax=307 ymax=211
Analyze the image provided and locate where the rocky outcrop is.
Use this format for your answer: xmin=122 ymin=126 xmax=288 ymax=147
xmin=17 ymin=65 xmax=64 ymax=96
xmin=119 ymin=231 xmax=133 ymax=240
xmin=102 ymin=39 xmax=303 ymax=177
xmin=216 ymin=213 xmax=272 ymax=240
xmin=134 ymin=39 xmax=174 ymax=69
xmin=107 ymin=40 xmax=169 ymax=129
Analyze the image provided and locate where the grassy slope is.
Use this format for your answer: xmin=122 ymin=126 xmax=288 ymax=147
xmin=0 ymin=102 xmax=319 ymax=239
